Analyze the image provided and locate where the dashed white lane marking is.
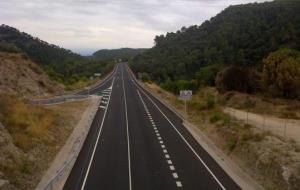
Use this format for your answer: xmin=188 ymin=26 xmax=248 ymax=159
xmin=99 ymin=105 xmax=106 ymax=109
xmin=176 ymin=181 xmax=183 ymax=187
xmin=173 ymin=173 xmax=178 ymax=179
xmin=137 ymin=89 xmax=182 ymax=188
xmin=176 ymin=180 xmax=183 ymax=187
xmin=170 ymin=165 xmax=175 ymax=170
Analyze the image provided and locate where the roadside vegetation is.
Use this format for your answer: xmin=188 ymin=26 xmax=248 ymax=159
xmin=144 ymin=82 xmax=300 ymax=190
xmin=0 ymin=94 xmax=90 ymax=189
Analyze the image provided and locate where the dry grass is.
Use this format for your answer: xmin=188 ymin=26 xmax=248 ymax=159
xmin=0 ymin=94 xmax=90 ymax=189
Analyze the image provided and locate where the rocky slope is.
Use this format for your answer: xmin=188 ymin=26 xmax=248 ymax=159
xmin=0 ymin=52 xmax=63 ymax=98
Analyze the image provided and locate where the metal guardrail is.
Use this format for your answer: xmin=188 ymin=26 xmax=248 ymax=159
xmin=29 ymin=95 xmax=89 ymax=105
xmin=40 ymin=98 xmax=101 ymax=190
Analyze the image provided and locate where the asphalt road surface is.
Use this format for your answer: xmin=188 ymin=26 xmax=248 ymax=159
xmin=63 ymin=62 xmax=241 ymax=190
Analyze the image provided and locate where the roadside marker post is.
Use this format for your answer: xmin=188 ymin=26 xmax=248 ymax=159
xmin=179 ymin=90 xmax=192 ymax=116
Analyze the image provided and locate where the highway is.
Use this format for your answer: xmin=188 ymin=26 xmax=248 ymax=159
xmin=63 ymin=62 xmax=241 ymax=190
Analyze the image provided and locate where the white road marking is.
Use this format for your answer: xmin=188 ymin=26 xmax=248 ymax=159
xmin=170 ymin=165 xmax=175 ymax=170
xmin=130 ymin=73 xmax=226 ymax=190
xmin=135 ymin=87 xmax=183 ymax=188
xmin=159 ymin=141 xmax=163 ymax=144
xmin=122 ymin=65 xmax=132 ymax=190
xmin=80 ymin=77 xmax=115 ymax=190
xmin=176 ymin=181 xmax=182 ymax=187
xmin=173 ymin=173 xmax=178 ymax=179
xmin=99 ymin=105 xmax=106 ymax=109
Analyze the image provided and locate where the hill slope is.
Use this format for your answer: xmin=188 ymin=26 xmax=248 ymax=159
xmin=0 ymin=52 xmax=63 ymax=97
xmin=0 ymin=25 xmax=114 ymax=85
xmin=131 ymin=0 xmax=300 ymax=84
xmin=93 ymin=48 xmax=147 ymax=61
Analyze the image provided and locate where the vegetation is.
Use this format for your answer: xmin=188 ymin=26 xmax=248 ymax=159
xmin=262 ymin=48 xmax=300 ymax=99
xmin=0 ymin=25 xmax=116 ymax=86
xmin=215 ymin=66 xmax=260 ymax=93
xmin=93 ymin=48 xmax=147 ymax=61
xmin=0 ymin=94 xmax=90 ymax=189
xmin=131 ymin=0 xmax=300 ymax=99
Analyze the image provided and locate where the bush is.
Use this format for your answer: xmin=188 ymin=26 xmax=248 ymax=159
xmin=195 ymin=64 xmax=224 ymax=86
xmin=161 ymin=79 xmax=198 ymax=94
xmin=262 ymin=48 xmax=300 ymax=99
xmin=215 ymin=66 xmax=261 ymax=93
xmin=210 ymin=111 xmax=223 ymax=123
xmin=227 ymin=137 xmax=237 ymax=151
xmin=206 ymin=95 xmax=216 ymax=109
xmin=140 ymin=72 xmax=151 ymax=82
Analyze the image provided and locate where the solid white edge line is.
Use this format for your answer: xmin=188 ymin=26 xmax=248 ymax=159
xmin=122 ymin=64 xmax=133 ymax=190
xmin=127 ymin=65 xmax=226 ymax=190
xmin=80 ymin=77 xmax=115 ymax=190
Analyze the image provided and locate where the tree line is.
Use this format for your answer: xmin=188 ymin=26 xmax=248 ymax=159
xmin=130 ymin=0 xmax=300 ymax=99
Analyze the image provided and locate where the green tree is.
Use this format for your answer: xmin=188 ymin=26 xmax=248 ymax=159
xmin=262 ymin=48 xmax=300 ymax=98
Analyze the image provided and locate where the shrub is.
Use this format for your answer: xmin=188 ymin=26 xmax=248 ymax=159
xmin=206 ymin=95 xmax=216 ymax=109
xmin=227 ymin=137 xmax=237 ymax=151
xmin=210 ymin=111 xmax=223 ymax=123
xmin=215 ymin=66 xmax=261 ymax=93
xmin=262 ymin=48 xmax=300 ymax=99
xmin=195 ymin=64 xmax=224 ymax=86
xmin=141 ymin=72 xmax=151 ymax=82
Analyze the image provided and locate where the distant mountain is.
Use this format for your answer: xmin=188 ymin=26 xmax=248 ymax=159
xmin=131 ymin=0 xmax=300 ymax=85
xmin=93 ymin=48 xmax=147 ymax=60
xmin=0 ymin=25 xmax=114 ymax=85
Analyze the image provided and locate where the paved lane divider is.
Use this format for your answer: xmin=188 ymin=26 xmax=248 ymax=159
xmin=137 ymin=90 xmax=183 ymax=188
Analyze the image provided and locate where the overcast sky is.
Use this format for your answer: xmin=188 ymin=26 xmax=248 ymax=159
xmin=1 ymin=0 xmax=271 ymax=55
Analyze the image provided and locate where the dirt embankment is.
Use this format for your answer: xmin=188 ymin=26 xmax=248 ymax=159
xmin=0 ymin=52 xmax=63 ymax=98
xmin=145 ymin=83 xmax=300 ymax=190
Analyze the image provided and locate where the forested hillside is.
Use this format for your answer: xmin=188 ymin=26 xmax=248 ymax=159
xmin=131 ymin=0 xmax=300 ymax=98
xmin=0 ymin=25 xmax=115 ymax=85
xmin=93 ymin=48 xmax=147 ymax=61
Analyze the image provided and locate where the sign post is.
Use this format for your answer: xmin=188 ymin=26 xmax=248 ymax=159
xmin=179 ymin=90 xmax=192 ymax=116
